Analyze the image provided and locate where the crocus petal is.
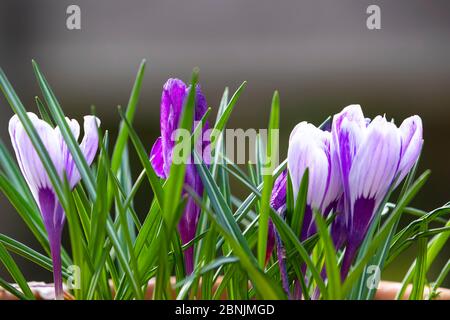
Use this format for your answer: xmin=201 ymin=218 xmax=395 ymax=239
xmin=270 ymin=170 xmax=287 ymax=213
xmin=61 ymin=115 xmax=100 ymax=188
xmin=150 ymin=137 xmax=166 ymax=178
xmin=289 ymin=122 xmax=342 ymax=241
xmin=266 ymin=220 xmax=276 ymax=265
xmin=347 ymin=116 xmax=401 ymax=248
xmin=55 ymin=117 xmax=80 ymax=188
xmin=160 ymin=78 xmax=187 ymax=177
xmin=266 ymin=170 xmax=287 ymax=264
xmin=396 ymin=115 xmax=423 ymax=185
xmin=194 ymin=85 xmax=208 ymax=124
xmin=288 ymin=122 xmax=330 ymax=211
xmin=9 ymin=113 xmax=64 ymax=198
xmin=331 ymin=197 xmax=347 ymax=250
xmin=332 ymin=105 xmax=366 ymax=198
xmin=80 ymin=116 xmax=100 ymax=166
xmin=38 ymin=187 xmax=65 ymax=234
xmin=321 ymin=140 xmax=343 ymax=216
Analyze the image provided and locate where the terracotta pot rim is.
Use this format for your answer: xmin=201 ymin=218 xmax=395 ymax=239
xmin=1 ymin=279 xmax=449 ymax=300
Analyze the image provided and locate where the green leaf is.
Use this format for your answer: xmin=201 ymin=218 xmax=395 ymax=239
xmin=397 ymin=210 xmax=450 ymax=299
xmin=0 ymin=140 xmax=35 ymax=201
xmin=210 ymin=81 xmax=247 ymax=150
xmin=88 ymin=132 xmax=110 ymax=260
xmin=269 ymin=207 xmax=327 ymax=296
xmin=61 ymin=176 xmax=91 ymax=299
xmin=176 ymin=256 xmax=239 ymax=300
xmin=106 ymin=220 xmax=144 ymax=299
xmin=111 ymin=59 xmax=146 ymax=174
xmin=0 ymin=234 xmax=69 ymax=278
xmin=258 ymin=91 xmax=279 ymax=268
xmin=35 ymin=96 xmax=54 ymax=126
xmin=313 ymin=210 xmax=342 ymax=299
xmin=109 ymin=169 xmax=142 ymax=297
xmin=290 ymin=169 xmax=308 ymax=236
xmin=234 ymin=159 xmax=287 ymax=222
xmin=187 ymin=188 xmax=285 ymax=299
xmin=0 ymin=174 xmax=50 ymax=255
xmin=119 ymin=108 xmax=164 ymax=210
xmin=0 ymin=241 xmax=34 ymax=299
xmin=430 ymin=260 xmax=450 ymax=299
xmin=409 ymin=221 xmax=428 ymax=300
xmin=0 ymin=277 xmax=29 ymax=300
xmin=219 ymin=162 xmax=261 ymax=197
xmin=194 ymin=151 xmax=254 ymax=260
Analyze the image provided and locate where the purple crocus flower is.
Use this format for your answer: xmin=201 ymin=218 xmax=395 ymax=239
xmin=150 ymin=78 xmax=208 ymax=275
xmin=287 ymin=122 xmax=343 ymax=240
xmin=9 ymin=113 xmax=100 ymax=299
xmin=265 ymin=170 xmax=291 ymax=297
xmin=332 ymin=105 xmax=423 ymax=277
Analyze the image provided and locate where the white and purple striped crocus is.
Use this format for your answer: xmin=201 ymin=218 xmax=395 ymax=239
xmin=150 ymin=78 xmax=209 ymax=275
xmin=332 ymin=105 xmax=423 ymax=277
xmin=288 ymin=122 xmax=343 ymax=240
xmin=9 ymin=113 xmax=100 ymax=299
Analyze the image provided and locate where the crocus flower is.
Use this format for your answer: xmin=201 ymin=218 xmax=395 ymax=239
xmin=9 ymin=113 xmax=100 ymax=299
xmin=150 ymin=78 xmax=208 ymax=275
xmin=287 ymin=122 xmax=342 ymax=240
xmin=332 ymin=105 xmax=423 ymax=277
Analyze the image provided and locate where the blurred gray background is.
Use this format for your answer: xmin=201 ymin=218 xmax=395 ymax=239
xmin=0 ymin=0 xmax=449 ymax=286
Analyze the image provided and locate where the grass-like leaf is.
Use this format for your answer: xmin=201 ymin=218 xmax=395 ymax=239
xmin=290 ymin=169 xmax=308 ymax=236
xmin=186 ymin=188 xmax=285 ymax=299
xmin=258 ymin=91 xmax=279 ymax=268
xmin=409 ymin=221 xmax=428 ymax=300
xmin=0 ymin=241 xmax=34 ymax=299
xmin=313 ymin=210 xmax=342 ymax=299
xmin=111 ymin=59 xmax=146 ymax=174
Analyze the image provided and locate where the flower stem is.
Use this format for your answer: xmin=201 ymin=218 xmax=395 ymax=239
xmin=50 ymin=234 xmax=63 ymax=300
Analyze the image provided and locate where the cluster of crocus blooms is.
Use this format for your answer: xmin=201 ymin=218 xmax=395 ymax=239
xmin=9 ymin=113 xmax=100 ymax=299
xmin=7 ymin=82 xmax=422 ymax=299
xmin=150 ymin=78 xmax=209 ymax=275
xmin=267 ymin=104 xmax=423 ymax=288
